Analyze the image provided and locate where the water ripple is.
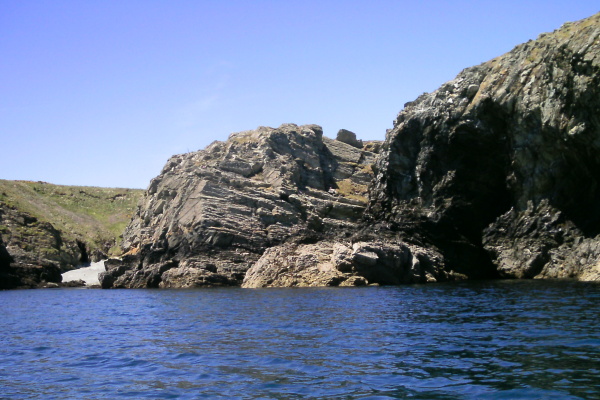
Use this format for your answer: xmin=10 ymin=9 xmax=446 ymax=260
xmin=1 ymin=280 xmax=599 ymax=399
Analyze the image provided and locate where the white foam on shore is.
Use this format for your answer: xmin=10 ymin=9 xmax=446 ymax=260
xmin=62 ymin=260 xmax=106 ymax=286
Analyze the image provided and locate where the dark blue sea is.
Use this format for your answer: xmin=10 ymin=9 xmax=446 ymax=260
xmin=1 ymin=280 xmax=599 ymax=399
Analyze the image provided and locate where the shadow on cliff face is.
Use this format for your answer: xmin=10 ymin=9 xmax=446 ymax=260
xmin=369 ymin=96 xmax=600 ymax=279
xmin=367 ymin=100 xmax=516 ymax=279
xmin=76 ymin=240 xmax=90 ymax=264
xmin=552 ymin=139 xmax=600 ymax=237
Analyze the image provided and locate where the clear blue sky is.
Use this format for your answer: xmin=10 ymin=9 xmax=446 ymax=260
xmin=1 ymin=1 xmax=598 ymax=189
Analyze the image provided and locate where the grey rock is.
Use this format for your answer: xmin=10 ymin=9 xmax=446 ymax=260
xmin=61 ymin=279 xmax=86 ymax=287
xmin=367 ymin=12 xmax=600 ymax=281
xmin=0 ymin=203 xmax=83 ymax=264
xmin=103 ymin=124 xmax=380 ymax=288
xmin=0 ymin=229 xmax=64 ymax=289
xmin=336 ymin=129 xmax=363 ymax=148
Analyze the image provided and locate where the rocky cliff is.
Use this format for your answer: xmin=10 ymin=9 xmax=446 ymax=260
xmin=103 ymin=13 xmax=600 ymax=288
xmin=102 ymin=125 xmax=408 ymax=288
xmin=368 ymin=13 xmax=600 ymax=281
xmin=0 ymin=181 xmax=143 ymax=289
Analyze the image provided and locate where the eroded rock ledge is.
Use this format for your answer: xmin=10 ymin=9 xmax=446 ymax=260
xmin=241 ymin=239 xmax=466 ymax=288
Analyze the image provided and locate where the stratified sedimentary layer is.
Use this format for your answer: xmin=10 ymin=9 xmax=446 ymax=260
xmin=101 ymin=125 xmax=385 ymax=288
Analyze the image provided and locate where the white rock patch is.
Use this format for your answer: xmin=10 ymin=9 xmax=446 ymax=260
xmin=62 ymin=260 xmax=106 ymax=286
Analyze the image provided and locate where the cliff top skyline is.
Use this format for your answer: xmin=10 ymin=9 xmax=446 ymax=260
xmin=1 ymin=1 xmax=598 ymax=189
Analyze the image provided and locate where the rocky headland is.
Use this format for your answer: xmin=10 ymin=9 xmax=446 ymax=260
xmin=100 ymin=125 xmax=406 ymax=288
xmin=4 ymin=13 xmax=600 ymax=289
xmin=99 ymin=13 xmax=600 ymax=288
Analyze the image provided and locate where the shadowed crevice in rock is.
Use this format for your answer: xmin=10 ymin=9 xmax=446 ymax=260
xmin=76 ymin=240 xmax=89 ymax=264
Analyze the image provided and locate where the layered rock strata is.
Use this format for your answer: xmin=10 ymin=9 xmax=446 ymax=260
xmin=101 ymin=125 xmax=387 ymax=288
xmin=368 ymin=13 xmax=600 ymax=281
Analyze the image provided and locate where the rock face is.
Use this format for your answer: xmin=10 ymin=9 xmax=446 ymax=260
xmin=0 ymin=204 xmax=64 ymax=288
xmin=368 ymin=13 xmax=600 ymax=281
xmin=336 ymin=129 xmax=363 ymax=148
xmin=0 ymin=242 xmax=62 ymax=289
xmin=0 ymin=237 xmax=18 ymax=289
xmin=101 ymin=124 xmax=381 ymax=288
xmin=0 ymin=203 xmax=83 ymax=268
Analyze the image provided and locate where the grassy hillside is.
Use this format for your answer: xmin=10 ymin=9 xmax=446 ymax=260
xmin=0 ymin=180 xmax=144 ymax=261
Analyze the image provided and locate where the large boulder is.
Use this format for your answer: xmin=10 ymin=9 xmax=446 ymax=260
xmin=336 ymin=129 xmax=363 ymax=148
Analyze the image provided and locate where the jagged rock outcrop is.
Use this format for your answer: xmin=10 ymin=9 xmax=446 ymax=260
xmin=0 ymin=238 xmax=62 ymax=290
xmin=105 ymin=13 xmax=600 ymax=288
xmin=368 ymin=13 xmax=600 ymax=281
xmin=102 ymin=124 xmax=381 ymax=288
xmin=336 ymin=129 xmax=363 ymax=148
xmin=0 ymin=203 xmax=83 ymax=268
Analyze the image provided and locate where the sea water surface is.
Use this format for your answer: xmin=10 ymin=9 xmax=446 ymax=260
xmin=1 ymin=280 xmax=599 ymax=399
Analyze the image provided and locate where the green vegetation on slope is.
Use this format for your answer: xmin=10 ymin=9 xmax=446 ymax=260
xmin=0 ymin=180 xmax=144 ymax=258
